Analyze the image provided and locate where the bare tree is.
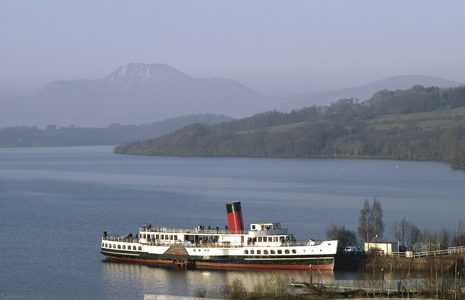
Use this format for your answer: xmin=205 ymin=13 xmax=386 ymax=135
xmin=371 ymin=198 xmax=384 ymax=240
xmin=439 ymin=229 xmax=450 ymax=249
xmin=453 ymin=220 xmax=465 ymax=246
xmin=358 ymin=198 xmax=384 ymax=242
xmin=358 ymin=199 xmax=371 ymax=242
xmin=392 ymin=217 xmax=422 ymax=250
xmin=423 ymin=229 xmax=450 ymax=250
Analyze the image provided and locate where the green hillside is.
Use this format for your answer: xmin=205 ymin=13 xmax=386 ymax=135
xmin=115 ymin=86 xmax=465 ymax=170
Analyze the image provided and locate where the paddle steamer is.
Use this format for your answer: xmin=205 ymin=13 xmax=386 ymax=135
xmin=101 ymin=202 xmax=338 ymax=270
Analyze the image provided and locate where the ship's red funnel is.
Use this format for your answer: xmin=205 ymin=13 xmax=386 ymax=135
xmin=226 ymin=202 xmax=244 ymax=234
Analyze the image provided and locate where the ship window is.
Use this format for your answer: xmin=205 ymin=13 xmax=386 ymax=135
xmin=138 ymin=246 xmax=142 ymax=250
xmin=104 ymin=243 xmax=108 ymax=247
xmin=156 ymin=234 xmax=159 ymax=239
xmin=257 ymin=250 xmax=261 ymax=254
xmin=101 ymin=243 xmax=104 ymax=247
xmin=264 ymin=250 xmax=269 ymax=254
xmin=165 ymin=235 xmax=168 ymax=240
xmin=268 ymin=237 xmax=272 ymax=242
xmin=250 ymin=250 xmax=255 ymax=254
xmin=117 ymin=245 xmax=121 ymax=249
xmin=270 ymin=250 xmax=275 ymax=254
xmin=174 ymin=235 xmax=178 ymax=240
xmin=292 ymin=249 xmax=296 ymax=254
xmin=112 ymin=244 xmax=116 ymax=249
xmin=142 ymin=234 xmax=146 ymax=239
xmin=273 ymin=237 xmax=278 ymax=242
xmin=258 ymin=237 xmax=262 ymax=242
xmin=133 ymin=246 xmax=136 ymax=250
xmin=277 ymin=250 xmax=282 ymax=254
xmin=244 ymin=250 xmax=248 ymax=254
xmin=285 ymin=249 xmax=290 ymax=254
xmin=122 ymin=245 xmax=126 ymax=249
xmin=252 ymin=225 xmax=256 ymax=230
xmin=170 ymin=235 xmax=173 ymax=240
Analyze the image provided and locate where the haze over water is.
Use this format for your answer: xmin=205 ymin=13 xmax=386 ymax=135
xmin=0 ymin=146 xmax=464 ymax=299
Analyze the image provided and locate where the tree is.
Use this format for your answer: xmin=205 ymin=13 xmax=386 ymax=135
xmin=358 ymin=199 xmax=371 ymax=242
xmin=326 ymin=224 xmax=357 ymax=247
xmin=371 ymin=198 xmax=384 ymax=240
xmin=453 ymin=220 xmax=465 ymax=246
xmin=392 ymin=217 xmax=422 ymax=250
xmin=358 ymin=198 xmax=384 ymax=242
xmin=423 ymin=229 xmax=450 ymax=250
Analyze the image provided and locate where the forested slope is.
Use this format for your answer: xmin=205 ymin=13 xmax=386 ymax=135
xmin=115 ymin=86 xmax=465 ymax=169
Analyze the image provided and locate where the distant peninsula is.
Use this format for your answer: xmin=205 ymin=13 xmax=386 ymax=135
xmin=115 ymin=85 xmax=465 ymax=170
xmin=0 ymin=114 xmax=232 ymax=147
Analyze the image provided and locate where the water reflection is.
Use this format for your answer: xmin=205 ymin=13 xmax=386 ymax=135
xmin=101 ymin=259 xmax=449 ymax=298
xmin=101 ymin=260 xmax=336 ymax=297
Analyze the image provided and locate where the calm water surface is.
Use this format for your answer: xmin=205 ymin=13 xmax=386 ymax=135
xmin=0 ymin=146 xmax=464 ymax=299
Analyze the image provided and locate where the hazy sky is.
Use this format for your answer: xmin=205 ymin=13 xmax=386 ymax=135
xmin=1 ymin=0 xmax=465 ymax=97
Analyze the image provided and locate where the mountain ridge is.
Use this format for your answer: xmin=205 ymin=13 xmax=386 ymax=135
xmin=1 ymin=63 xmax=463 ymax=128
xmin=284 ymin=74 xmax=462 ymax=110
xmin=1 ymin=63 xmax=266 ymax=127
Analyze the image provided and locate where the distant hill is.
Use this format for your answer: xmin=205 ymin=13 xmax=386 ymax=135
xmin=115 ymin=85 xmax=465 ymax=170
xmin=0 ymin=63 xmax=265 ymax=127
xmin=2 ymin=66 xmax=463 ymax=129
xmin=284 ymin=75 xmax=462 ymax=110
xmin=0 ymin=113 xmax=232 ymax=147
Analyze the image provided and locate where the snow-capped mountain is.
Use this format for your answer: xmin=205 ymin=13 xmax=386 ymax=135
xmin=3 ymin=63 xmax=267 ymax=127
xmin=103 ymin=63 xmax=192 ymax=87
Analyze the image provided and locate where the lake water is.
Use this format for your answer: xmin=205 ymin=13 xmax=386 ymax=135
xmin=1 ymin=146 xmax=464 ymax=299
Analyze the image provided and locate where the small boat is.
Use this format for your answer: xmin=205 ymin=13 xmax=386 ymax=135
xmin=101 ymin=202 xmax=338 ymax=270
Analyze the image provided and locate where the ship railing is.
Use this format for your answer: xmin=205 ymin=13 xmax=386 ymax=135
xmin=183 ymin=241 xmax=322 ymax=248
xmin=141 ymin=241 xmax=176 ymax=247
xmin=102 ymin=235 xmax=138 ymax=243
xmin=290 ymin=241 xmax=320 ymax=246
xmin=139 ymin=226 xmax=238 ymax=235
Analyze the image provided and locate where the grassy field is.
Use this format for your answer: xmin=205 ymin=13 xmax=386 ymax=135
xmin=239 ymin=106 xmax=465 ymax=134
xmin=369 ymin=106 xmax=465 ymax=130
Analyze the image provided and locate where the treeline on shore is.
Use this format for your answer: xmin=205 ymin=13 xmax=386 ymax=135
xmin=0 ymin=114 xmax=231 ymax=147
xmin=115 ymin=85 xmax=465 ymax=170
xmin=328 ymin=198 xmax=465 ymax=252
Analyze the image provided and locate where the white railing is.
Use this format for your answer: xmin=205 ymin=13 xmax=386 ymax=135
xmin=140 ymin=226 xmax=232 ymax=235
xmin=102 ymin=235 xmax=137 ymax=243
xmin=390 ymin=246 xmax=465 ymax=258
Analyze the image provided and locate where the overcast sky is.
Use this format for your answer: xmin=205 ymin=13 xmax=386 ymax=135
xmin=1 ymin=0 xmax=465 ymax=98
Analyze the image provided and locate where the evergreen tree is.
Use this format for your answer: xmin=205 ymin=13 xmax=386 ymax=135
xmin=326 ymin=224 xmax=357 ymax=247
